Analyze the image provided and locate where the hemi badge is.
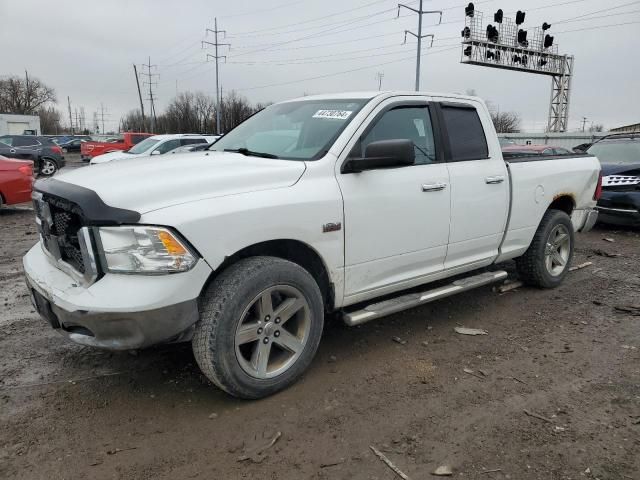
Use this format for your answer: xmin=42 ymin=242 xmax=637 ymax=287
xmin=322 ymin=222 xmax=342 ymax=233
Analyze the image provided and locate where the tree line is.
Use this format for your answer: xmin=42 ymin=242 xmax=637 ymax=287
xmin=120 ymin=91 xmax=268 ymax=134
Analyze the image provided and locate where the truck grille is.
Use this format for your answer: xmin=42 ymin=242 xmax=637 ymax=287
xmin=34 ymin=195 xmax=86 ymax=274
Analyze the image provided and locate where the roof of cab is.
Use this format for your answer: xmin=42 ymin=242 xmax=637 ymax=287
xmin=283 ymin=91 xmax=482 ymax=103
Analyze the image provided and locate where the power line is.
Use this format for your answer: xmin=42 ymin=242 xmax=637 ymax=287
xmin=235 ymin=44 xmax=460 ymax=92
xmin=219 ymin=0 xmax=308 ymax=19
xmin=554 ymin=0 xmax=640 ymax=24
xmin=227 ymin=0 xmax=394 ymax=36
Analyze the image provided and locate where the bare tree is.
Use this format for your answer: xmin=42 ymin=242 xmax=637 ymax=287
xmin=0 ymin=75 xmax=56 ymax=114
xmin=38 ymin=106 xmax=62 ymax=134
xmin=488 ymin=105 xmax=521 ymax=133
xmin=589 ymin=123 xmax=604 ymax=133
xmin=122 ymin=90 xmax=266 ymax=134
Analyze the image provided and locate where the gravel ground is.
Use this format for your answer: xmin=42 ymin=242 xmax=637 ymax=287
xmin=1 ymin=160 xmax=639 ymax=479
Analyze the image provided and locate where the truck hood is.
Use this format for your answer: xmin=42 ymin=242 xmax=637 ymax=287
xmin=90 ymin=151 xmax=141 ymax=164
xmin=56 ymin=152 xmax=307 ymax=213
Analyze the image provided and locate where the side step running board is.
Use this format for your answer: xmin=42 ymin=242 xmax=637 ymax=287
xmin=343 ymin=270 xmax=508 ymax=326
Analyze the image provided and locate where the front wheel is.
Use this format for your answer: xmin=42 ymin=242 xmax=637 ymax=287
xmin=39 ymin=158 xmax=58 ymax=176
xmin=192 ymin=256 xmax=324 ymax=399
xmin=516 ymin=209 xmax=575 ymax=288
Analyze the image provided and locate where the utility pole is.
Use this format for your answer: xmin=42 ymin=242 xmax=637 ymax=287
xmin=581 ymin=116 xmax=587 ymax=132
xmin=133 ymin=64 xmax=146 ymax=131
xmin=376 ymin=72 xmax=384 ymax=90
xmin=100 ymin=103 xmax=106 ymax=135
xmin=75 ymin=109 xmax=79 ymax=134
xmin=67 ymin=96 xmax=74 ymax=135
xmin=140 ymin=57 xmax=159 ymax=132
xmin=398 ymin=1 xmax=442 ymax=91
xmin=24 ymin=70 xmax=31 ymax=112
xmin=203 ymin=18 xmax=230 ymax=135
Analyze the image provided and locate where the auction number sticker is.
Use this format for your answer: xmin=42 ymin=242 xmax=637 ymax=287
xmin=313 ymin=110 xmax=353 ymax=120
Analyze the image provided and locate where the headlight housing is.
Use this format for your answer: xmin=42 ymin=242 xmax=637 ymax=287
xmin=97 ymin=226 xmax=197 ymax=274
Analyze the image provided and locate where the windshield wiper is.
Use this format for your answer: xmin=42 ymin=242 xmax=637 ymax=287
xmin=223 ymin=148 xmax=279 ymax=159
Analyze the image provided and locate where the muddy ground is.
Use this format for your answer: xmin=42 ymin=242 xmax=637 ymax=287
xmin=1 ymin=157 xmax=639 ymax=479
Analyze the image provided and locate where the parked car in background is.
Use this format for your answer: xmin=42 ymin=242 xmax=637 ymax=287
xmin=89 ymin=134 xmax=219 ymax=164
xmin=24 ymin=91 xmax=600 ymax=399
xmin=502 ymin=144 xmax=573 ymax=158
xmin=165 ymin=136 xmax=221 ymax=155
xmin=0 ymin=155 xmax=33 ymax=207
xmin=59 ymin=138 xmax=87 ymax=152
xmin=80 ymin=132 xmax=152 ymax=162
xmin=0 ymin=135 xmax=65 ymax=176
xmin=587 ymin=133 xmax=640 ymax=226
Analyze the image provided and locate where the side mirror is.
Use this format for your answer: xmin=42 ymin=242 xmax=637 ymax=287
xmin=150 ymin=150 xmax=161 ymax=156
xmin=343 ymin=139 xmax=415 ymax=173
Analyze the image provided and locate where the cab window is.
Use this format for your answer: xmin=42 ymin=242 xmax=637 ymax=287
xmin=358 ymin=105 xmax=437 ymax=165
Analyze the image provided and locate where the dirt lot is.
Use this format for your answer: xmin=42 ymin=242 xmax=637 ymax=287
xmin=1 ymin=162 xmax=639 ymax=479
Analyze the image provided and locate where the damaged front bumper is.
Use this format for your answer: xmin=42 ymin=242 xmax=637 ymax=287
xmin=23 ymin=243 xmax=211 ymax=350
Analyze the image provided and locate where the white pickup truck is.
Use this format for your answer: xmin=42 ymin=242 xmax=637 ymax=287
xmin=23 ymin=92 xmax=601 ymax=398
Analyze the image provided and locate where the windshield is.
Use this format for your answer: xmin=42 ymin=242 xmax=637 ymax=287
xmin=209 ymin=99 xmax=368 ymax=160
xmin=588 ymin=140 xmax=640 ymax=164
xmin=127 ymin=138 xmax=160 ymax=154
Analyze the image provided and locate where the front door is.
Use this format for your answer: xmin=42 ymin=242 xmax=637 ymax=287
xmin=337 ymin=100 xmax=450 ymax=303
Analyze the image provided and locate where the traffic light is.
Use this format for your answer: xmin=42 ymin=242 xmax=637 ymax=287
xmin=461 ymin=26 xmax=471 ymax=39
xmin=542 ymin=22 xmax=551 ymax=31
xmin=515 ymin=10 xmax=526 ymax=25
xmin=513 ymin=54 xmax=521 ymax=64
xmin=544 ymin=34 xmax=554 ymax=48
xmin=517 ymin=29 xmax=528 ymax=46
xmin=465 ymin=2 xmax=475 ymax=17
xmin=464 ymin=46 xmax=472 ymax=56
xmin=539 ymin=58 xmax=548 ymax=66
xmin=486 ymin=50 xmax=495 ymax=60
xmin=494 ymin=9 xmax=503 ymax=23
xmin=522 ymin=54 xmax=528 ymax=65
xmin=486 ymin=24 xmax=499 ymax=43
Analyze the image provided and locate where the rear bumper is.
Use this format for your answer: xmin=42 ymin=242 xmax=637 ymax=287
xmin=571 ymin=208 xmax=599 ymax=233
xmin=23 ymin=243 xmax=212 ymax=350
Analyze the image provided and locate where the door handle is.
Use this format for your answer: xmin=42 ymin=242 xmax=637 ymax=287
xmin=485 ymin=175 xmax=505 ymax=184
xmin=422 ymin=182 xmax=447 ymax=192
xmin=9 ymin=149 xmax=16 ymax=154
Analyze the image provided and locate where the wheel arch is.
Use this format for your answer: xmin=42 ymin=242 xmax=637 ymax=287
xmin=547 ymin=194 xmax=575 ymax=215
xmin=205 ymin=239 xmax=335 ymax=312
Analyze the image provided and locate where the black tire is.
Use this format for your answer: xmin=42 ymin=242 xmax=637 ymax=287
xmin=192 ymin=256 xmax=324 ymax=399
xmin=39 ymin=158 xmax=58 ymax=176
xmin=516 ymin=209 xmax=575 ymax=288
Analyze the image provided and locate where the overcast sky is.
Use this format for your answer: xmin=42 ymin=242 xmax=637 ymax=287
xmin=1 ymin=0 xmax=638 ymax=132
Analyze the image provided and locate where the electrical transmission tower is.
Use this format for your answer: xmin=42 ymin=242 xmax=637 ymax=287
xmin=203 ymin=18 xmax=230 ymax=135
xmin=376 ymin=72 xmax=384 ymax=90
xmin=398 ymin=1 xmax=442 ymax=91
xmin=140 ymin=57 xmax=159 ymax=132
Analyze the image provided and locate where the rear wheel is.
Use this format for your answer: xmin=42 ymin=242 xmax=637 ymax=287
xmin=516 ymin=209 xmax=574 ymax=288
xmin=40 ymin=158 xmax=58 ymax=176
xmin=192 ymin=256 xmax=324 ymax=399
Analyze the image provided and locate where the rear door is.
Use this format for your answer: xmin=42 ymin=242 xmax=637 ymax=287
xmin=437 ymin=102 xmax=509 ymax=269
xmin=336 ymin=98 xmax=451 ymax=302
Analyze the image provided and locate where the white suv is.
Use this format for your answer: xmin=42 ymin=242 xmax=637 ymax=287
xmin=90 ymin=134 xmax=218 ymax=164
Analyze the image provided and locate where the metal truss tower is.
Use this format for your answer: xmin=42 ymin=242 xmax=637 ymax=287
xmin=460 ymin=4 xmax=574 ymax=132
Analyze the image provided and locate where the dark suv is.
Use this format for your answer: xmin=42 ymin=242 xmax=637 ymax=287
xmin=0 ymin=135 xmax=66 ymax=176
xmin=587 ymin=133 xmax=640 ymax=227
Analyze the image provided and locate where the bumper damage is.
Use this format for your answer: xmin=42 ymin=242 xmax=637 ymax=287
xmin=23 ymin=243 xmax=211 ymax=350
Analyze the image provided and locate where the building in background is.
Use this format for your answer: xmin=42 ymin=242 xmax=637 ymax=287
xmin=610 ymin=123 xmax=640 ymax=133
xmin=0 ymin=113 xmax=41 ymax=136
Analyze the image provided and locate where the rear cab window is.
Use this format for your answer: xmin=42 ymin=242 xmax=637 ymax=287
xmin=439 ymin=103 xmax=489 ymax=161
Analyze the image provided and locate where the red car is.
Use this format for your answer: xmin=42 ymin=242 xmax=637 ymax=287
xmin=0 ymin=156 xmax=34 ymax=208
xmin=502 ymin=144 xmax=573 ymax=158
xmin=80 ymin=132 xmax=152 ymax=161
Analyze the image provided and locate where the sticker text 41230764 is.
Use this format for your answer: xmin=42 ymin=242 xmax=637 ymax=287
xmin=312 ymin=110 xmax=353 ymax=120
